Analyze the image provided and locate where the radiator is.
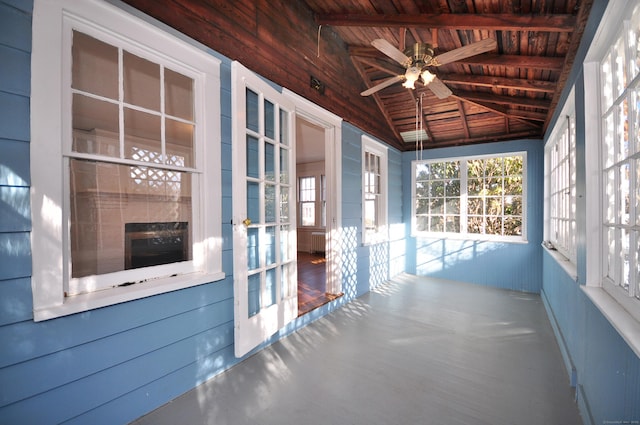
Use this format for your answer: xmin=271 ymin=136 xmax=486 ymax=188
xmin=310 ymin=232 xmax=325 ymax=254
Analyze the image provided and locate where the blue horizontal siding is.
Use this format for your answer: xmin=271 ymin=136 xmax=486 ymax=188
xmin=0 ymin=139 xmax=30 ymax=186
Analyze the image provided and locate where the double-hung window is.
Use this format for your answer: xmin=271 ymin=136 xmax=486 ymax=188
xmin=412 ymin=153 xmax=526 ymax=241
xmin=31 ymin=0 xmax=223 ymax=320
xmin=544 ymin=87 xmax=577 ymax=265
xmin=362 ymin=136 xmax=388 ymax=244
xmin=299 ymin=176 xmax=316 ymax=226
xmin=583 ymin=0 xmax=640 ymax=353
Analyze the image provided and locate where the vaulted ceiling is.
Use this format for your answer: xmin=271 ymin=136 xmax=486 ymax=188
xmin=122 ymin=0 xmax=593 ymax=151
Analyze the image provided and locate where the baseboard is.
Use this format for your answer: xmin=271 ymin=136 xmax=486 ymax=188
xmin=541 ymin=289 xmax=578 ymax=387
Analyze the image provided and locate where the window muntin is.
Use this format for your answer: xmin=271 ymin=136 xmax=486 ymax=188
xmin=600 ymin=15 xmax=640 ymax=300
xmin=412 ymin=153 xmax=526 ymax=241
xmin=544 ymin=90 xmax=577 ymax=263
xmin=361 ymin=137 xmax=388 ymax=244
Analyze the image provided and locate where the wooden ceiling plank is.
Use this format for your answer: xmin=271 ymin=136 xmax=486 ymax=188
xmin=316 ymin=13 xmax=576 ymax=32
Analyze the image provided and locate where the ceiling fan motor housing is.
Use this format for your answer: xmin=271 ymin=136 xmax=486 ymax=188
xmin=403 ymin=43 xmax=435 ymax=68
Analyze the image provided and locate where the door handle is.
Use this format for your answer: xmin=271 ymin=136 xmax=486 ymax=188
xmin=242 ymin=218 xmax=252 ymax=227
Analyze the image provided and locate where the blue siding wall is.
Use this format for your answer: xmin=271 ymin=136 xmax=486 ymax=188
xmin=402 ymin=140 xmax=544 ymax=293
xmin=0 ymin=2 xmax=406 ymax=423
xmin=340 ymin=123 xmax=405 ymax=299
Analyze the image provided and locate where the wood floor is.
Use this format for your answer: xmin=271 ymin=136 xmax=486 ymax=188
xmin=132 ymin=274 xmax=583 ymax=425
xmin=297 ymin=251 xmax=341 ymax=316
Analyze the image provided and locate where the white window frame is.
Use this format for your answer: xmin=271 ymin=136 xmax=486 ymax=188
xmin=544 ymin=86 xmax=577 ymax=270
xmin=583 ymin=0 xmax=640 ymax=357
xmin=30 ymin=0 xmax=224 ymax=321
xmin=362 ymin=136 xmax=388 ymax=245
xmin=411 ymin=152 xmax=527 ymax=242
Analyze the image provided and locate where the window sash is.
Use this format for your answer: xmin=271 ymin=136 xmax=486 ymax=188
xmin=598 ymin=14 xmax=640 ymax=301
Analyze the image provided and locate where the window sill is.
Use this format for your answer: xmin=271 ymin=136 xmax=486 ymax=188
xmin=33 ymin=271 xmax=225 ymax=322
xmin=542 ymin=244 xmax=578 ymax=281
xmin=582 ymin=286 xmax=640 ymax=359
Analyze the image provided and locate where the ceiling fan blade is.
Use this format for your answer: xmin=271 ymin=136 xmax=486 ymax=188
xmin=426 ymin=77 xmax=452 ymax=99
xmin=371 ymin=39 xmax=410 ymax=66
xmin=433 ymin=38 xmax=497 ymax=66
xmin=361 ymin=75 xmax=405 ymax=96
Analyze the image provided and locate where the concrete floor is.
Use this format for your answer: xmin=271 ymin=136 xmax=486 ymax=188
xmin=131 ymin=274 xmax=583 ymax=425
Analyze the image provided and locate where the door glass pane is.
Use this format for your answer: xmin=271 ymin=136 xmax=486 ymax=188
xmin=265 ymin=267 xmax=276 ymax=308
xmin=265 ymin=225 xmax=276 ymax=266
xmin=165 ymin=118 xmax=193 ymax=167
xmin=280 ymin=109 xmax=289 ymax=145
xmin=246 ymin=88 xmax=259 ymax=132
xmin=72 ymin=94 xmax=120 ymax=157
xmin=124 ymin=108 xmax=161 ymax=162
xmin=164 ymin=68 xmax=193 ymax=121
xmin=123 ymin=51 xmax=160 ymax=111
xmin=265 ymin=142 xmax=275 ymax=181
xmin=280 ymin=225 xmax=290 ymax=262
xmin=247 ymin=182 xmax=260 ymax=224
xmin=247 ymin=136 xmax=259 ymax=178
xmin=264 ymin=99 xmax=275 ymax=139
xmin=248 ymin=272 xmax=260 ymax=317
xmin=280 ymin=147 xmax=289 ymax=183
xmin=72 ymin=31 xmax=118 ymax=99
xmin=280 ymin=263 xmax=291 ymax=300
xmin=247 ymin=227 xmax=259 ymax=271
xmin=280 ymin=189 xmax=289 ymax=222
xmin=265 ymin=183 xmax=276 ymax=223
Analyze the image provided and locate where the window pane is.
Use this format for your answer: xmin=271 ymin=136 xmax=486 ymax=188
xmin=265 ymin=267 xmax=277 ymax=308
xmin=164 ymin=69 xmax=193 ymax=121
xmin=265 ymin=226 xmax=276 ymax=266
xmin=265 ymin=183 xmax=276 ymax=223
xmin=246 ymin=136 xmax=259 ymax=178
xmin=72 ymin=94 xmax=119 ymax=157
xmin=280 ymin=147 xmax=289 ymax=184
xmin=246 ymin=88 xmax=259 ymax=132
xmin=165 ymin=118 xmax=193 ymax=168
xmin=124 ymin=108 xmax=161 ymax=162
xmin=280 ymin=109 xmax=289 ymax=145
xmin=123 ymin=51 xmax=160 ymax=111
xmin=72 ymin=31 xmax=118 ymax=99
xmin=265 ymin=142 xmax=275 ymax=181
xmin=264 ymin=99 xmax=275 ymax=139
xmin=247 ymin=182 xmax=260 ymax=224
xmin=69 ymin=159 xmax=192 ymax=278
xmin=248 ymin=273 xmax=260 ymax=317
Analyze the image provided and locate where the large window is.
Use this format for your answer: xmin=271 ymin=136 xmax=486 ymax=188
xmin=299 ymin=176 xmax=316 ymax=226
xmin=362 ymin=136 xmax=388 ymax=244
xmin=585 ymin=0 xmax=640 ymax=314
xmin=31 ymin=0 xmax=223 ymax=320
xmin=412 ymin=153 xmax=526 ymax=241
xmin=544 ymin=87 xmax=577 ymax=264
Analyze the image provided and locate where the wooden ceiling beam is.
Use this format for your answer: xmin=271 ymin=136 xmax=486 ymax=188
xmin=454 ymin=90 xmax=552 ymax=109
xmin=439 ymin=73 xmax=556 ymax=93
xmin=316 ymin=13 xmax=576 ymax=32
xmin=350 ymin=48 xmax=565 ymax=70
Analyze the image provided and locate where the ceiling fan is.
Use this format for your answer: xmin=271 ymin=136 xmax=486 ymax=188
xmin=361 ymin=38 xmax=497 ymax=98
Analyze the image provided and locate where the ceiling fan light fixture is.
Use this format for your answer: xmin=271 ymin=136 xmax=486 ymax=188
xmin=421 ymin=70 xmax=435 ymax=85
xmin=402 ymin=67 xmax=421 ymax=89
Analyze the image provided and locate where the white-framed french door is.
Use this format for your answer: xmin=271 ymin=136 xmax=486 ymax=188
xmin=232 ymin=62 xmax=297 ymax=358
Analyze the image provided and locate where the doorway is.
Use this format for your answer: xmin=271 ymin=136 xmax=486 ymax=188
xmin=295 ymin=117 xmax=342 ymax=315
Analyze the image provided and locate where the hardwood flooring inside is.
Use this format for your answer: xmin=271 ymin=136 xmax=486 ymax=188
xmin=297 ymin=251 xmax=341 ymax=316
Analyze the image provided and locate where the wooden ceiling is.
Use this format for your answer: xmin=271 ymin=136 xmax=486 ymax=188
xmin=122 ymin=0 xmax=593 ymax=151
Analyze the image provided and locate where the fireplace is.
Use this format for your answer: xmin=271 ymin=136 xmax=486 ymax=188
xmin=125 ymin=222 xmax=189 ymax=270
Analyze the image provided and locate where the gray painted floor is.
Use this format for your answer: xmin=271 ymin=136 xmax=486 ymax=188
xmin=132 ymin=274 xmax=583 ymax=425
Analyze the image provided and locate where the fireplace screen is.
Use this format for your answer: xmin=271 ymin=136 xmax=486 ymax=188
xmin=125 ymin=222 xmax=190 ymax=270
